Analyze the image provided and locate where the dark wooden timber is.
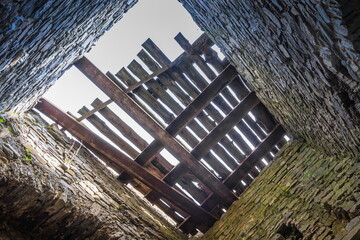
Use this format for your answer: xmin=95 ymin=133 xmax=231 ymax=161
xmin=224 ymin=124 xmax=286 ymax=189
xmin=78 ymin=106 xmax=139 ymax=158
xmin=91 ymin=98 xmax=148 ymax=150
xmin=118 ymin=65 xmax=238 ymax=182
xmin=91 ymin=98 xmax=174 ymax=179
xmin=35 ymin=98 xmax=217 ymax=226
xmin=114 ymin=67 xmax=175 ymax=125
xmin=121 ymin=65 xmax=237 ymax=167
xmin=163 ymin=163 xmax=188 ymax=186
xmin=192 ymin=92 xmax=259 ymax=159
xmin=176 ymin=173 xmax=210 ymax=204
xmin=178 ymin=124 xmax=286 ymax=229
xmin=142 ymin=38 xmax=172 ymax=67
xmin=164 ymin=91 xmax=264 ymax=185
xmin=135 ymin=52 xmax=208 ymax=147
xmin=76 ymin=99 xmax=113 ymax=122
xmin=74 ymin=57 xmax=237 ymax=205
xmin=37 ymin=32 xmax=287 ymax=235
xmin=168 ymin=65 xmax=237 ymax=134
xmin=162 ymin=64 xmax=253 ymax=163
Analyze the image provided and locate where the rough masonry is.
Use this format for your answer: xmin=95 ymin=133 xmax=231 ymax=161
xmin=0 ymin=0 xmax=137 ymax=113
xmin=0 ymin=111 xmax=185 ymax=240
xmin=198 ymin=141 xmax=360 ymax=240
xmin=180 ymin=0 xmax=360 ymax=157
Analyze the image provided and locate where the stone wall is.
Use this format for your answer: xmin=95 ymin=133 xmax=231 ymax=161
xmin=179 ymin=0 xmax=360 ymax=157
xmin=0 ymin=0 xmax=137 ymax=113
xmin=0 ymin=111 xmax=185 ymax=240
xmin=198 ymin=142 xmax=360 ymax=240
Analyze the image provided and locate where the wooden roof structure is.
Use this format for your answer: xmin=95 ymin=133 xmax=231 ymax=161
xmin=36 ymin=33 xmax=287 ymax=235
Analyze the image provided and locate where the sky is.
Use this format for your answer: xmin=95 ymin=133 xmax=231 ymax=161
xmin=44 ymin=0 xmax=202 ymax=118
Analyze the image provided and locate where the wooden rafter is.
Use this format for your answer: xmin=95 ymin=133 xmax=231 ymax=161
xmin=35 ymin=98 xmax=217 ymax=227
xmin=38 ymin=32 xmax=287 ymax=235
xmin=74 ymin=57 xmax=238 ymax=205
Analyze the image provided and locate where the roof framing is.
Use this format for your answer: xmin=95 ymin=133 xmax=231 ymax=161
xmin=36 ymin=33 xmax=286 ymax=234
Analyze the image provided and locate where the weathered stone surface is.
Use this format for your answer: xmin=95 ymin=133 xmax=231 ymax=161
xmin=0 ymin=0 xmax=137 ymax=113
xmin=179 ymin=0 xmax=360 ymax=157
xmin=0 ymin=111 xmax=185 ymax=240
xmin=197 ymin=142 xmax=360 ymax=240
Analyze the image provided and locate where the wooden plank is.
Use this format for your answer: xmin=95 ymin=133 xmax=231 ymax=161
xmin=202 ymin=45 xmax=227 ymax=72
xmin=228 ymin=76 xmax=251 ymax=100
xmin=78 ymin=106 xmax=139 ymax=158
xmin=243 ymin=115 xmax=267 ymax=140
xmin=201 ymin=152 xmax=231 ymax=179
xmin=74 ymin=57 xmax=237 ymax=205
xmin=219 ymin=84 xmax=267 ymax=141
xmin=76 ymin=99 xmax=113 ymax=122
xmin=35 ymin=98 xmax=217 ymax=226
xmin=152 ymin=162 xmax=211 ymax=206
xmin=127 ymin=60 xmax=184 ymax=115
xmin=126 ymin=60 xmax=175 ymax=124
xmin=181 ymin=124 xmax=286 ymax=229
xmin=174 ymin=32 xmax=194 ymax=53
xmin=91 ymin=98 xmax=148 ymax=150
xmin=227 ymin=130 xmax=253 ymax=156
xmin=167 ymin=65 xmax=238 ymax=134
xmin=178 ymin=61 xmax=208 ymax=90
xmin=178 ymin=217 xmax=199 ymax=235
xmin=164 ymin=70 xmax=250 ymax=161
xmin=151 ymin=156 xmax=174 ymax=174
xmin=91 ymin=98 xmax=174 ymax=182
xmin=219 ymin=137 xmax=246 ymax=162
xmin=173 ymin=32 xmax=226 ymax=74
xmin=176 ymin=173 xmax=210 ymax=204
xmin=136 ymin=50 xmax=212 ymax=147
xmin=163 ymin=66 xmax=252 ymax=165
xmin=127 ymin=65 xmax=238 ymax=169
xmin=137 ymin=49 xmax=161 ymax=72
xmin=163 ymin=163 xmax=188 ymax=186
xmin=192 ymin=92 xmax=259 ymax=159
xmin=174 ymin=33 xmax=218 ymax=81
xmin=224 ymin=124 xmax=286 ymax=189
xmin=136 ymin=49 xmax=211 ymax=144
xmin=146 ymin=191 xmax=188 ymax=224
xmin=251 ymin=103 xmax=277 ymax=133
xmin=125 ymin=53 xmax=188 ymax=93
xmin=76 ymin=141 xmax=154 ymax=196
xmin=227 ymin=77 xmax=277 ymax=133
xmin=142 ymin=38 xmax=171 ymax=67
xmin=130 ymin=33 xmax=213 ymax=94
xmin=157 ymin=72 xmax=193 ymax=106
xmin=164 ymin=94 xmax=261 ymax=185
xmin=175 ymin=32 xmax=214 ymax=54
xmin=236 ymin=120 xmax=261 ymax=147
xmin=210 ymin=144 xmax=238 ymax=170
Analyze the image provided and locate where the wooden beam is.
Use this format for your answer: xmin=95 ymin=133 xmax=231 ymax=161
xmin=35 ymin=98 xmax=217 ymax=226
xmin=124 ymin=53 xmax=186 ymax=93
xmin=74 ymin=57 xmax=237 ymax=205
xmin=125 ymin=33 xmax=213 ymax=93
xmin=119 ymin=65 xmax=238 ymax=181
xmin=78 ymin=106 xmax=139 ymax=159
xmin=91 ymin=98 xmax=148 ymax=150
xmin=76 ymin=99 xmax=113 ymax=122
xmin=224 ymin=124 xmax=286 ymax=189
xmin=179 ymin=124 xmax=286 ymax=229
xmin=191 ymin=92 xmax=259 ymax=159
xmin=164 ymin=92 xmax=260 ymax=187
xmin=167 ymin=65 xmax=238 ymax=135
xmin=142 ymin=38 xmax=172 ymax=67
